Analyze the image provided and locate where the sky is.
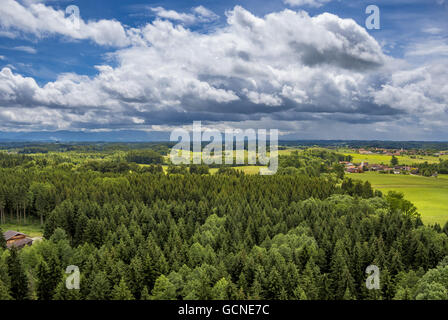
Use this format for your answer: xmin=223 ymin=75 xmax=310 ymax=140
xmin=0 ymin=0 xmax=447 ymax=141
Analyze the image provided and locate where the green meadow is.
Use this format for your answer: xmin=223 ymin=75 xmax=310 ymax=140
xmin=341 ymin=151 xmax=448 ymax=165
xmin=1 ymin=219 xmax=44 ymax=238
xmin=160 ymin=165 xmax=265 ymax=175
xmin=349 ymin=172 xmax=448 ymax=226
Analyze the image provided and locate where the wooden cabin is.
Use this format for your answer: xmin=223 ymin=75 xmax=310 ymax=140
xmin=3 ymin=230 xmax=33 ymax=249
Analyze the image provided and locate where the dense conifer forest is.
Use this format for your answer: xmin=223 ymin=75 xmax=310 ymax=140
xmin=0 ymin=147 xmax=448 ymax=300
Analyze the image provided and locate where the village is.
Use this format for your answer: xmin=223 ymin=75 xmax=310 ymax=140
xmin=339 ymin=147 xmax=447 ymax=176
xmin=340 ymin=161 xmax=420 ymax=175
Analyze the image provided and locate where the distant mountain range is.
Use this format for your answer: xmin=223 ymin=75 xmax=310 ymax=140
xmin=0 ymin=131 xmax=171 ymax=142
xmin=0 ymin=131 xmax=447 ymax=148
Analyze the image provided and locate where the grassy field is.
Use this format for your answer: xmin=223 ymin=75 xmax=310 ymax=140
xmin=159 ymin=165 xmax=265 ymax=175
xmin=0 ymin=220 xmax=44 ymax=238
xmin=340 ymin=151 xmax=448 ymax=165
xmin=349 ymin=172 xmax=448 ymax=225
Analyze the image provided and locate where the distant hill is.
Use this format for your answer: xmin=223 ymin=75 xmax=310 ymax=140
xmin=0 ymin=130 xmax=171 ymax=142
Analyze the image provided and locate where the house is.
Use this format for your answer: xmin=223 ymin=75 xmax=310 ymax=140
xmin=346 ymin=166 xmax=360 ymax=173
xmin=3 ymin=230 xmax=33 ymax=249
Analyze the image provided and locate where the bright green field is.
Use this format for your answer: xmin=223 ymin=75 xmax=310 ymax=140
xmin=349 ymin=172 xmax=448 ymax=225
xmin=159 ymin=165 xmax=265 ymax=175
xmin=341 ymin=151 xmax=448 ymax=165
xmin=208 ymin=166 xmax=265 ymax=175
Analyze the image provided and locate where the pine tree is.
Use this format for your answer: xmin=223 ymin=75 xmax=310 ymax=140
xmin=36 ymin=251 xmax=62 ymax=300
xmin=140 ymin=286 xmax=151 ymax=300
xmin=266 ymin=269 xmax=283 ymax=299
xmin=293 ymin=285 xmax=307 ymax=300
xmin=299 ymin=259 xmax=320 ymax=300
xmin=87 ymin=272 xmax=111 ymax=300
xmin=151 ymin=275 xmax=176 ymax=300
xmin=53 ymin=276 xmax=81 ymax=300
xmin=250 ymin=279 xmax=263 ymax=299
xmin=381 ymin=268 xmax=395 ymax=300
xmin=0 ymin=227 xmax=6 ymax=249
xmin=37 ymin=260 xmax=52 ymax=300
xmin=343 ymin=286 xmax=354 ymax=300
xmin=0 ymin=279 xmax=11 ymax=300
xmin=330 ymin=240 xmax=355 ymax=299
xmin=7 ymin=247 xmax=28 ymax=300
xmin=111 ymin=278 xmax=135 ymax=300
xmin=211 ymin=278 xmax=230 ymax=300
xmin=126 ymin=256 xmax=144 ymax=299
xmin=391 ymin=156 xmax=399 ymax=166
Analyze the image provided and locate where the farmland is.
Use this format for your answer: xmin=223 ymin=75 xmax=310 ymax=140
xmin=159 ymin=165 xmax=266 ymax=175
xmin=340 ymin=151 xmax=448 ymax=165
xmin=349 ymin=171 xmax=448 ymax=225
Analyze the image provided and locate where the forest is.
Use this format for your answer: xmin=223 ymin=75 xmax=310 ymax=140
xmin=0 ymin=146 xmax=448 ymax=300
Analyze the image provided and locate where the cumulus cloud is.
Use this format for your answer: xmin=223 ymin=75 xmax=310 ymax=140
xmin=406 ymin=40 xmax=448 ymax=57
xmin=0 ymin=4 xmax=446 ymax=138
xmin=373 ymin=62 xmax=448 ymax=115
xmin=284 ymin=0 xmax=332 ymax=8
xmin=0 ymin=0 xmax=130 ymax=46
xmin=150 ymin=7 xmax=198 ymax=24
xmin=151 ymin=6 xmax=219 ymax=24
xmin=0 ymin=6 xmax=390 ymax=130
xmin=193 ymin=6 xmax=220 ymax=21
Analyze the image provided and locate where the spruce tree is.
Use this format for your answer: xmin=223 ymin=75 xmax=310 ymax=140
xmin=37 ymin=260 xmax=52 ymax=300
xmin=151 ymin=275 xmax=176 ymax=300
xmin=140 ymin=286 xmax=151 ymax=300
xmin=87 ymin=272 xmax=111 ymax=300
xmin=111 ymin=278 xmax=134 ymax=300
xmin=7 ymin=247 xmax=28 ymax=300
xmin=211 ymin=278 xmax=230 ymax=300
xmin=53 ymin=276 xmax=81 ymax=300
xmin=0 ymin=279 xmax=11 ymax=300
xmin=0 ymin=227 xmax=6 ymax=249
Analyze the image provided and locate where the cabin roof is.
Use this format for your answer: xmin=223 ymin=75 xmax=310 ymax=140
xmin=3 ymin=230 xmax=27 ymax=241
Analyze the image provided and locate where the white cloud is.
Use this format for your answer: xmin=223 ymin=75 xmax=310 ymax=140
xmin=193 ymin=6 xmax=220 ymax=21
xmin=12 ymin=46 xmax=37 ymax=54
xmin=0 ymin=5 xmax=446 ymax=137
xmin=406 ymin=40 xmax=448 ymax=57
xmin=373 ymin=62 xmax=448 ymax=115
xmin=150 ymin=7 xmax=197 ymax=24
xmin=0 ymin=0 xmax=130 ymax=47
xmin=0 ymin=1 xmax=220 ymax=47
xmin=0 ymin=7 xmax=389 ymax=130
xmin=423 ymin=27 xmax=443 ymax=35
xmin=284 ymin=0 xmax=332 ymax=8
xmin=151 ymin=6 xmax=219 ymax=24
